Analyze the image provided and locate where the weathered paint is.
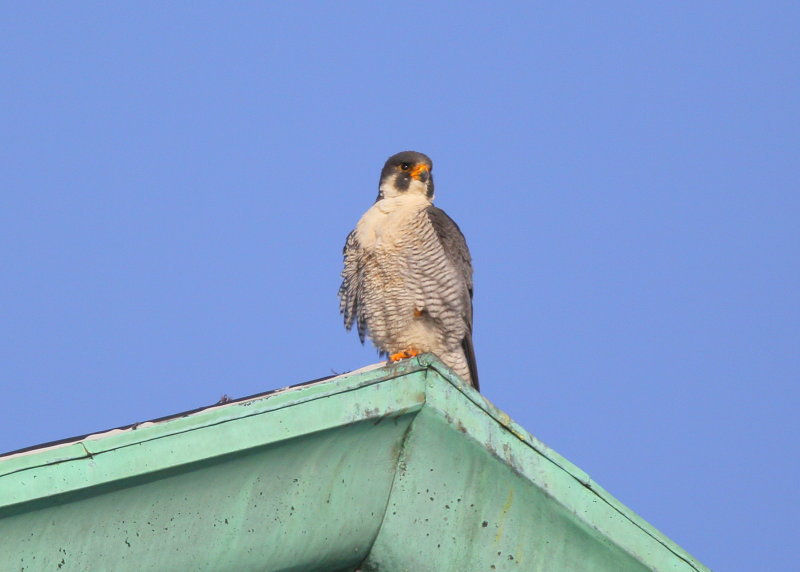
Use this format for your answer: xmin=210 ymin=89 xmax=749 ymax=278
xmin=0 ymin=356 xmax=708 ymax=572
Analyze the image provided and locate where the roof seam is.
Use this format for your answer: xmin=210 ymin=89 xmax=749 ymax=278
xmin=358 ymin=393 xmax=425 ymax=568
xmin=578 ymin=479 xmax=705 ymax=571
xmin=1 ymin=370 xmax=424 ymax=479
xmin=419 ymin=358 xmax=704 ymax=571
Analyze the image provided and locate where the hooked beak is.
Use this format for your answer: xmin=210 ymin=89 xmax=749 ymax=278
xmin=410 ymin=164 xmax=430 ymax=182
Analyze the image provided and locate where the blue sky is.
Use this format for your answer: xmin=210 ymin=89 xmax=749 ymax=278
xmin=2 ymin=3 xmax=798 ymax=570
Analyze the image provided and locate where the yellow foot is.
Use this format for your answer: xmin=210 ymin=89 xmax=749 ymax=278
xmin=388 ymin=349 xmax=421 ymax=362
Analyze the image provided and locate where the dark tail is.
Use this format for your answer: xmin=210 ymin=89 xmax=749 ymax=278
xmin=462 ymin=333 xmax=479 ymax=392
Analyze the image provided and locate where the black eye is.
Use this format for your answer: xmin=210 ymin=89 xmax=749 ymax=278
xmin=400 ymin=163 xmax=410 ymax=171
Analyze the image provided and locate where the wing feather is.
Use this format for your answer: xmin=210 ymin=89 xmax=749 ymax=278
xmin=426 ymin=206 xmax=479 ymax=388
xmin=338 ymin=230 xmax=369 ymax=343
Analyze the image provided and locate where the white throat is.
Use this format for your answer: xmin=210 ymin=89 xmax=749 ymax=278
xmin=379 ymin=176 xmax=432 ymax=200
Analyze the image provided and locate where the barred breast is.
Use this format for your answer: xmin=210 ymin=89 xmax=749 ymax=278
xmin=340 ymin=194 xmax=474 ymax=385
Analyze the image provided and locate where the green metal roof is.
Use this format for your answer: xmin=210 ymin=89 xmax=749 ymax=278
xmin=0 ymin=355 xmax=708 ymax=571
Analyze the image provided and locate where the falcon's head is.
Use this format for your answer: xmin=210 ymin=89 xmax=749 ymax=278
xmin=377 ymin=151 xmax=434 ymax=201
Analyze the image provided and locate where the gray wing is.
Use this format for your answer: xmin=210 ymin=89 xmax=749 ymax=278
xmin=426 ymin=206 xmax=479 ymax=390
xmin=338 ymin=230 xmax=369 ymax=344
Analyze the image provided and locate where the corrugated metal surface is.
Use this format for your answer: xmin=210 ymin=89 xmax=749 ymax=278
xmin=0 ymin=356 xmax=708 ymax=571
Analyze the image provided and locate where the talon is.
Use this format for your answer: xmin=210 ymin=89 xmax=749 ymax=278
xmin=389 ymin=349 xmax=421 ymax=362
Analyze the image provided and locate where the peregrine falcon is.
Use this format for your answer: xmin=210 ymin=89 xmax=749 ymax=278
xmin=338 ymin=151 xmax=479 ymax=390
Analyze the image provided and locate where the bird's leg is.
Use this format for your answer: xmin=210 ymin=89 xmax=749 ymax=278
xmin=388 ymin=349 xmax=421 ymax=362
